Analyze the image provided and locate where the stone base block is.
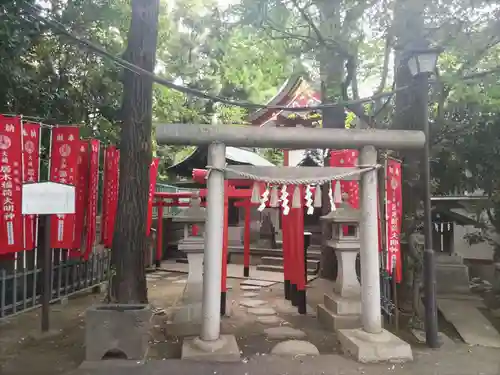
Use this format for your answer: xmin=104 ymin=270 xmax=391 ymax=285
xmin=85 ymin=304 xmax=152 ymax=361
xmin=324 ymin=294 xmax=361 ymax=316
xmin=338 ymin=328 xmax=413 ymax=363
xmin=436 ymin=263 xmax=470 ymax=295
xmin=181 ymin=335 xmax=241 ymax=362
xmin=317 ymin=304 xmax=361 ymax=331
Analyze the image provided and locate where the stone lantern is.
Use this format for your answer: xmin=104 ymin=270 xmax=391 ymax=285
xmin=317 ymin=196 xmax=362 ymax=331
xmin=172 ymin=193 xmax=206 ymax=325
xmin=174 ymin=193 xmax=206 ymax=253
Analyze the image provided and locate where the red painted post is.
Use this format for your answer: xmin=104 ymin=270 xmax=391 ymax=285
xmin=155 ymin=204 xmax=164 ymax=268
xmin=221 ymin=182 xmax=229 ymax=315
xmin=289 ymin=185 xmax=299 ymax=307
xmin=282 ymin=202 xmax=291 ymax=300
xmin=296 ymin=186 xmax=307 ymax=314
xmin=243 ymin=200 xmax=251 ymax=277
xmin=282 ymin=150 xmax=291 ymax=300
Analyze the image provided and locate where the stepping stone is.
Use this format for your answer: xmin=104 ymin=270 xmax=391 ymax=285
xmin=173 ymin=280 xmax=187 ymax=284
xmin=241 ymin=285 xmax=261 ymax=291
xmin=264 ymin=327 xmax=306 ymax=340
xmin=257 ymin=316 xmax=283 ymax=325
xmin=247 ymin=307 xmax=277 ymax=316
xmin=166 ymin=276 xmax=179 ymax=281
xmin=240 ymin=299 xmax=267 ymax=308
xmin=271 ymin=340 xmax=319 ymax=356
xmin=241 ymin=279 xmax=276 ymax=287
xmin=242 ymin=292 xmax=259 ymax=298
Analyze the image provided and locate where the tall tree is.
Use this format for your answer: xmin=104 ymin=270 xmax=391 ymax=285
xmin=111 ymin=0 xmax=160 ymax=303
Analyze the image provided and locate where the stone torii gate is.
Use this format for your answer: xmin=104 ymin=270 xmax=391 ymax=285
xmin=156 ymin=123 xmax=425 ymax=362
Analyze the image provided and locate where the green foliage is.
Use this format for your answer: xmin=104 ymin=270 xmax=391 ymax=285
xmin=3 ymin=0 xmax=500 ymax=224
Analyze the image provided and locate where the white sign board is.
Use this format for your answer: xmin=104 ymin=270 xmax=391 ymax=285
xmin=22 ymin=182 xmax=76 ymax=215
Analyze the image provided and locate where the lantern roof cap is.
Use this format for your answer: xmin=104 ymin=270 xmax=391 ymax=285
xmin=172 ymin=193 xmax=206 ymax=223
xmin=320 ymin=195 xmax=361 ymax=223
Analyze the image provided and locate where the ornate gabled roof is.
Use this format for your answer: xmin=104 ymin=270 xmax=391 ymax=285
xmin=248 ymin=76 xmax=321 ymax=127
xmin=247 ymin=75 xmax=365 ymax=130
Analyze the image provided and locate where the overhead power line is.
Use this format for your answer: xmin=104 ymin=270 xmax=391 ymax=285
xmin=22 ymin=1 xmax=407 ymax=113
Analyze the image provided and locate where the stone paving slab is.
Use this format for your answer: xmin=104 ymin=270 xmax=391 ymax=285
xmin=241 ymin=285 xmax=262 ymax=291
xmin=438 ymin=298 xmax=500 ymax=348
xmin=239 ymin=299 xmax=267 ymax=308
xmin=257 ymin=316 xmax=285 ymax=325
xmin=242 ymin=292 xmax=259 ymax=298
xmin=241 ymin=279 xmax=277 ymax=287
xmin=271 ymin=340 xmax=319 ymax=356
xmin=247 ymin=307 xmax=277 ymax=316
xmin=264 ymin=327 xmax=306 ymax=340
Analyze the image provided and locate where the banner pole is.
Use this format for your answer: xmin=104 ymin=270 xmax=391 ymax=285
xmin=41 ymin=214 xmax=51 ymax=332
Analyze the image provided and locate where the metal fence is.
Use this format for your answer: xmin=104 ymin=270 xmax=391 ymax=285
xmin=0 ymin=182 xmax=190 ymax=320
xmin=0 ymin=249 xmax=110 ymax=320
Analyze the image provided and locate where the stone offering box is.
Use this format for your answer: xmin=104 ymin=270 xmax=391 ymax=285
xmin=85 ymin=304 xmax=153 ymax=361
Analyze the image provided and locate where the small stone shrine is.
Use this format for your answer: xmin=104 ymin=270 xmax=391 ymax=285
xmin=317 ymin=195 xmax=362 ymax=331
xmin=172 ymin=193 xmax=206 ymax=324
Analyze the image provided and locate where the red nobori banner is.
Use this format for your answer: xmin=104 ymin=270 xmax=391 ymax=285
xmin=386 ymin=159 xmax=403 ymax=283
xmin=0 ymin=116 xmax=24 ymax=253
xmin=103 ymin=146 xmax=119 ymax=248
xmin=49 ymin=126 xmax=79 ymax=249
xmin=22 ymin=122 xmax=41 ymax=250
xmin=330 ymin=149 xmax=359 ymax=208
xmin=72 ymin=141 xmax=90 ymax=253
xmin=84 ymin=139 xmax=100 ymax=259
xmin=101 ymin=147 xmax=110 ymax=244
xmin=146 ymin=158 xmax=160 ymax=236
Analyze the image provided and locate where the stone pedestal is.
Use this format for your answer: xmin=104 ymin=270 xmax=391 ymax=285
xmin=338 ymin=328 xmax=413 ymax=363
xmin=173 ymin=242 xmax=204 ymax=324
xmin=317 ymin=241 xmax=362 ymax=332
xmin=181 ymin=334 xmax=241 ymax=362
xmin=436 ymin=253 xmax=470 ymax=295
xmin=85 ymin=304 xmax=152 ymax=361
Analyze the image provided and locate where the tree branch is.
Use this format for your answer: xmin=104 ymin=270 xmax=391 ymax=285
xmin=289 ymin=0 xmax=351 ymax=59
xmin=462 ymin=66 xmax=500 ymax=81
xmin=375 ymin=32 xmax=392 ymax=94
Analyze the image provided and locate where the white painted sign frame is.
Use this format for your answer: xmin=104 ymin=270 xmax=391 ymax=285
xmin=22 ymin=182 xmax=76 ymax=215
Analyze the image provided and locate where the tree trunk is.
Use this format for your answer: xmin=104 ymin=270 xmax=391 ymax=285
xmin=392 ymin=0 xmax=429 ymax=306
xmin=111 ymin=0 xmax=160 ymax=304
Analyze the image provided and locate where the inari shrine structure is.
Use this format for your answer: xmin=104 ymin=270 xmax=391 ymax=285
xmin=154 ymin=118 xmax=424 ymax=363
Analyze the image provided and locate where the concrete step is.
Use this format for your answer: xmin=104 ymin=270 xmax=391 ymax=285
xmin=256 ymin=264 xmax=318 ymax=275
xmin=317 ymin=304 xmax=361 ymax=331
xmin=261 ymin=256 xmax=320 ymax=268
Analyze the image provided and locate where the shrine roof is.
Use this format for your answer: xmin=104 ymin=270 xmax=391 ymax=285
xmin=248 ymin=75 xmax=322 ymax=127
xmin=167 ymin=145 xmax=274 ymax=178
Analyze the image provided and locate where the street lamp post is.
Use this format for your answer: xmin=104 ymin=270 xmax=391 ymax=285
xmin=406 ymin=47 xmax=442 ymax=349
